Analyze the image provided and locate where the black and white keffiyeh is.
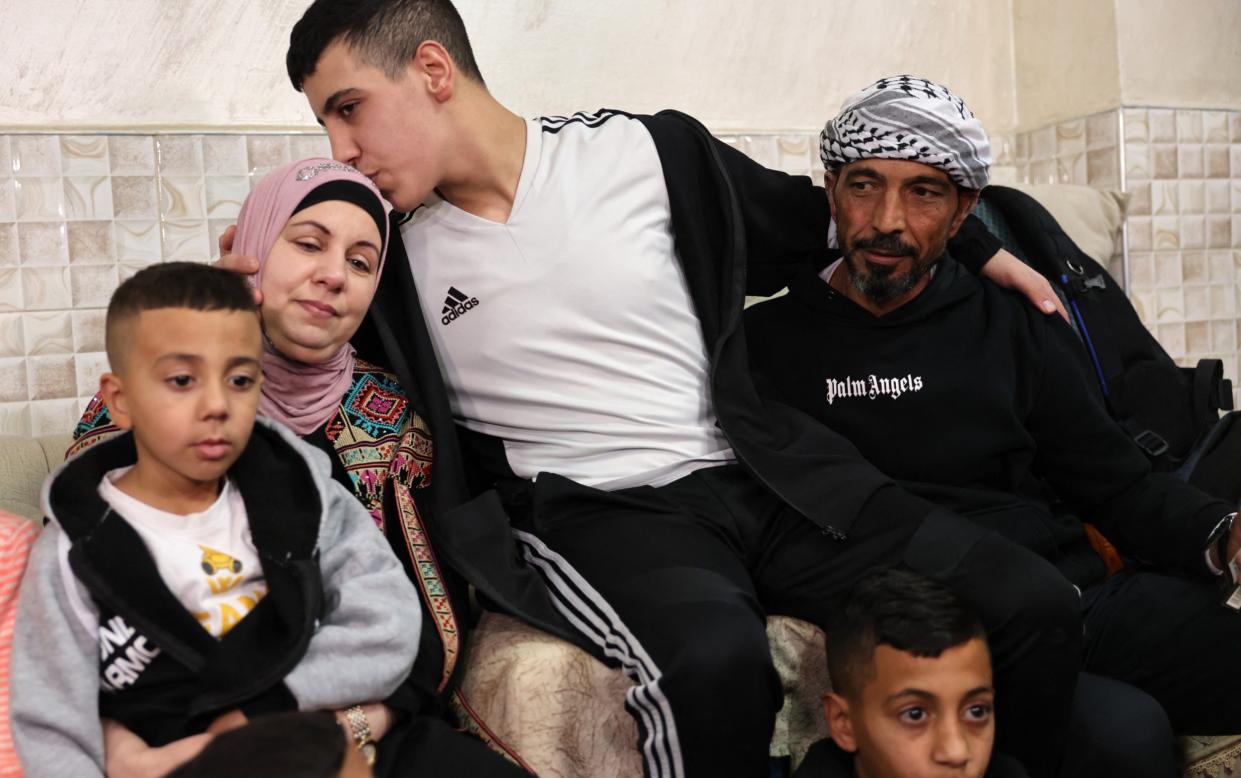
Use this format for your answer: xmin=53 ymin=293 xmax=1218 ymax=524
xmin=819 ymin=75 xmax=992 ymax=190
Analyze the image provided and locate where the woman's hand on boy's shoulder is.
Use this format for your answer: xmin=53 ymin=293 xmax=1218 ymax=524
xmin=103 ymin=718 xmax=213 ymax=778
xmin=215 ymin=225 xmax=263 ymax=306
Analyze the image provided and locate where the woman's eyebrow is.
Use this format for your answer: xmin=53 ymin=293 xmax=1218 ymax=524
xmin=286 ymin=218 xmax=331 ymax=233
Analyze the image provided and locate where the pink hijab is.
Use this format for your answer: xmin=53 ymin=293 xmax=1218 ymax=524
xmin=235 ymin=158 xmax=389 ymax=435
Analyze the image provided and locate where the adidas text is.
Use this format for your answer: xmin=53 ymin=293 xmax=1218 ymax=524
xmin=441 ymin=297 xmax=480 ymax=325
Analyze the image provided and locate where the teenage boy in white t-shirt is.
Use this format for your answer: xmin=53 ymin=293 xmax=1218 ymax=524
xmin=222 ymin=3 xmax=1079 ymax=776
xmin=10 ymin=263 xmax=420 ymax=777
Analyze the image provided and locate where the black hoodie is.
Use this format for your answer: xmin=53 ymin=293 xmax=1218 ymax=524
xmin=745 ymin=255 xmax=1234 ymax=587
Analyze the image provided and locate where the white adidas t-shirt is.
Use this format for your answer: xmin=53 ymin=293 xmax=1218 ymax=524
xmin=96 ymin=470 xmax=268 ymax=638
xmin=402 ymin=111 xmax=735 ymax=490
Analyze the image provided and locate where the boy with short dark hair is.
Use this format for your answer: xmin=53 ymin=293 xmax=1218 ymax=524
xmin=797 ymin=567 xmax=1026 ymax=778
xmin=11 ymin=262 xmax=421 ymax=777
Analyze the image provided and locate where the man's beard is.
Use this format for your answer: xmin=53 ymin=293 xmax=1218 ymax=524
xmin=842 ymin=233 xmax=938 ymax=306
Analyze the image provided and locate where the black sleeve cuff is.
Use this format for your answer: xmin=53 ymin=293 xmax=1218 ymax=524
xmin=238 ymin=682 xmax=298 ymax=719
xmin=948 ymin=213 xmax=1004 ymax=275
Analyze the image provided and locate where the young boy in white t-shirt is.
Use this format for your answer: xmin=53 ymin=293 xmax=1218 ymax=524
xmin=10 ymin=263 xmax=421 ymax=777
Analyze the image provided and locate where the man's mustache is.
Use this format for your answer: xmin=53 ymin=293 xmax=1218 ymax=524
xmin=851 ymin=234 xmax=917 ymax=258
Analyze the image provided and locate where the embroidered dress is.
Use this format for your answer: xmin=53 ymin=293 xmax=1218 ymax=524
xmin=70 ymin=359 xmax=458 ymax=695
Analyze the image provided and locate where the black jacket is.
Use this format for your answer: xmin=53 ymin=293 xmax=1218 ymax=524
xmin=353 ymin=110 xmax=1004 ymax=643
xmin=793 ymin=737 xmax=1029 ymax=778
xmin=745 ymin=256 xmax=1235 ymax=586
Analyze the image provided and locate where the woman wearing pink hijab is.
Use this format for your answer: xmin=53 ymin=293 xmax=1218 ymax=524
xmin=72 ymin=159 xmax=522 ymax=778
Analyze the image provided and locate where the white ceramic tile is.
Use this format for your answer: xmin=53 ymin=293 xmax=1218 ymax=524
xmin=1152 ymin=215 xmax=1180 ymax=249
xmin=66 ymin=221 xmax=115 ymax=264
xmin=1127 ymin=217 xmax=1152 ymax=251
xmin=1149 ymin=110 xmax=1176 ymax=143
xmin=1208 ymin=250 xmax=1234 ymax=282
xmin=0 ymin=268 xmax=20 ymax=310
xmin=1123 ymin=109 xmax=1148 ymax=142
xmin=11 ymin=136 xmax=61 ymax=176
xmin=0 ymin=314 xmax=22 ymax=358
xmin=1124 ymin=142 xmax=1151 ymax=181
xmin=72 ymin=310 xmax=106 ymax=352
xmin=0 ymin=358 xmax=25 ymax=402
xmin=202 ymin=136 xmax=249 ymax=176
xmin=1185 ymin=320 xmax=1209 ymax=353
xmin=14 ymin=177 xmax=65 ymax=221
xmin=1183 ymin=286 xmax=1210 ymax=319
xmin=288 ymin=135 xmax=332 ymax=162
xmin=1178 ymin=145 xmax=1204 ymax=179
xmin=159 ymin=176 xmax=206 ymax=219
xmin=1205 ymin=145 xmax=1230 ymax=179
xmin=205 ymin=176 xmax=249 ymax=219
xmin=156 ymin=136 xmax=204 ymax=175
xmin=1157 ymin=322 xmax=1186 ymax=355
xmin=1230 ymin=114 xmax=1241 ymax=143
xmin=17 ymin=222 xmax=68 ymax=266
xmin=114 ymin=220 xmax=162 ymax=265
xmin=1150 ymin=181 xmax=1179 ymax=215
xmin=59 ymin=136 xmax=109 ymax=176
xmin=23 ymin=310 xmax=72 ymax=355
xmin=1155 ymin=252 xmax=1183 ymax=285
xmin=1233 ymin=216 xmax=1241 ymax=249
xmin=0 ymin=178 xmax=14 ymax=221
xmin=1152 ymin=145 xmax=1179 ymax=179
xmin=1127 ymin=181 xmax=1151 ymax=216
xmin=1211 ymin=286 xmax=1237 ymax=319
xmin=246 ymin=136 xmax=291 ymax=175
xmin=0 ymin=226 xmax=19 ymax=270
xmin=1212 ymin=321 xmax=1236 ymax=354
xmin=1128 ymin=251 xmax=1155 ymax=287
xmin=108 ymin=137 xmax=156 ymax=175
xmin=1156 ymin=287 xmax=1184 ymax=321
xmin=1230 ymin=144 xmax=1241 ymax=178
xmin=1087 ymin=111 xmax=1118 ymax=149
xmin=70 ymin=264 xmax=119 ymax=308
xmin=1207 ymin=216 xmax=1231 ymax=250
xmin=1056 ymin=119 xmax=1087 ymax=156
xmin=161 ymin=220 xmax=210 ymax=262
xmin=74 ymin=352 xmax=109 ymax=396
xmin=1206 ymin=180 xmax=1231 ymax=214
xmin=1176 ymin=110 xmax=1204 ymax=143
xmin=27 ymin=354 xmax=75 ymax=399
xmin=1178 ymin=180 xmax=1204 ymax=215
xmin=0 ymin=138 xmax=11 ymax=176
xmin=111 ymin=177 xmax=158 ymax=219
xmin=0 ymin=402 xmax=31 ymax=436
xmin=63 ymin=176 xmax=113 ymax=220
xmin=29 ymin=398 xmax=79 ymax=436
xmin=20 ymin=266 xmax=72 ymax=310
xmin=1182 ymin=251 xmax=1208 ymax=284
xmin=1181 ymin=215 xmax=1205 ymax=249
xmin=1203 ymin=111 xmax=1230 ymax=143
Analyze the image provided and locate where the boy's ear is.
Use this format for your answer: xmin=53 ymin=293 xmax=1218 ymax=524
xmin=824 ymin=691 xmax=859 ymax=753
xmin=99 ymin=372 xmax=134 ymax=430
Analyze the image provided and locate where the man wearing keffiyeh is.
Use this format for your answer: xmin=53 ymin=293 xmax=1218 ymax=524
xmin=749 ymin=76 xmax=1241 ymax=778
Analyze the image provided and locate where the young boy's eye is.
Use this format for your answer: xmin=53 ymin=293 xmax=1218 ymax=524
xmin=229 ymin=375 xmax=257 ymax=389
xmin=166 ymin=375 xmax=193 ymax=389
xmin=964 ymin=703 xmax=993 ymax=722
xmin=899 ymin=706 xmax=927 ymax=724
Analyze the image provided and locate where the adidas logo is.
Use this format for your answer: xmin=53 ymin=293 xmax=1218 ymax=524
xmin=440 ymin=286 xmax=480 ymax=325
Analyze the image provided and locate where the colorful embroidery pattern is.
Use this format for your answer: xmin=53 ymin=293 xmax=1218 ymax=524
xmin=341 ymin=371 xmax=408 ymax=438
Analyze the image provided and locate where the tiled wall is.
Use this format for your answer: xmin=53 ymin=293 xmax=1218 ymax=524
xmin=0 ymin=133 xmax=334 ymax=438
xmin=2 ymin=118 xmax=1236 ymax=436
xmin=0 ymin=129 xmax=823 ymax=438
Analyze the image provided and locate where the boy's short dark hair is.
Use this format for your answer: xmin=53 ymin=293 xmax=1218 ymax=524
xmin=825 ymin=567 xmax=986 ymax=699
xmin=105 ymin=261 xmax=256 ymax=370
xmin=165 ymin=712 xmax=346 ymax=778
xmin=287 ymin=0 xmax=484 ymax=91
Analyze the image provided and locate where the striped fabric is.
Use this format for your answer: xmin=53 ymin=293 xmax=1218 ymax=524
xmin=0 ymin=513 xmax=36 ymax=778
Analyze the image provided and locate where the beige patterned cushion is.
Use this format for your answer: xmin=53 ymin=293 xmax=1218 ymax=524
xmin=456 ymin=611 xmax=1241 ymax=777
xmin=0 ymin=434 xmax=72 ymax=521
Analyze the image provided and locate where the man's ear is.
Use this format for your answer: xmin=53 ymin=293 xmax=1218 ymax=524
xmin=413 ymin=40 xmax=455 ymax=103
xmin=99 ymin=372 xmax=134 ymax=431
xmin=947 ymin=188 xmax=981 ymax=237
xmin=824 ymin=691 xmax=859 ymax=753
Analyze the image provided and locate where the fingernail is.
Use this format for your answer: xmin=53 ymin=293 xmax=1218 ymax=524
xmin=1042 ymin=300 xmax=1055 ymax=312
